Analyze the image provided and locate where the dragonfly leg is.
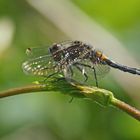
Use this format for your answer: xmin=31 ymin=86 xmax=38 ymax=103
xmin=92 ymin=66 xmax=98 ymax=87
xmin=74 ymin=64 xmax=88 ymax=82
xmin=75 ymin=62 xmax=99 ymax=87
xmin=62 ymin=66 xmax=74 ymax=83
xmin=69 ymin=66 xmax=74 ymax=77
xmin=69 ymin=97 xmax=74 ymax=103
xmin=43 ymin=72 xmax=59 ymax=83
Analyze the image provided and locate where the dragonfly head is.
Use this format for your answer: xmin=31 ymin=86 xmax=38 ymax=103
xmin=49 ymin=43 xmax=63 ymax=62
xmin=49 ymin=43 xmax=61 ymax=54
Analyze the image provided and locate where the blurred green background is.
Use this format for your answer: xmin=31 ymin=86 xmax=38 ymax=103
xmin=0 ymin=0 xmax=140 ymax=140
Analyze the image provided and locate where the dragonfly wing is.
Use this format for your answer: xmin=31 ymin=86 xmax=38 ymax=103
xmin=22 ymin=54 xmax=59 ymax=77
xmin=25 ymin=46 xmax=50 ymax=58
xmin=22 ymin=43 xmax=79 ymax=77
xmin=93 ymin=62 xmax=110 ymax=78
xmin=25 ymin=41 xmax=73 ymax=58
xmin=66 ymin=59 xmax=110 ymax=85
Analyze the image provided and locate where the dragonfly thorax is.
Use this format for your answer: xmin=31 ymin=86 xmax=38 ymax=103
xmin=49 ymin=41 xmax=94 ymax=65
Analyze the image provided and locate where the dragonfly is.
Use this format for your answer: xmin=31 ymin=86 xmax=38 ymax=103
xmin=22 ymin=40 xmax=140 ymax=87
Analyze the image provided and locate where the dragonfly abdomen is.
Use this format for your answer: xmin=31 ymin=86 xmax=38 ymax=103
xmin=105 ymin=59 xmax=140 ymax=75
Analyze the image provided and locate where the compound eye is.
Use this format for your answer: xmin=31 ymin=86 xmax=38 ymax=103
xmin=73 ymin=40 xmax=81 ymax=44
xmin=49 ymin=44 xmax=61 ymax=54
xmin=86 ymin=44 xmax=92 ymax=49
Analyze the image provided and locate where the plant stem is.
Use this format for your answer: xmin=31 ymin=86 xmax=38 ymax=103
xmin=111 ymin=97 xmax=140 ymax=121
xmin=0 ymin=78 xmax=140 ymax=122
xmin=0 ymin=84 xmax=47 ymax=98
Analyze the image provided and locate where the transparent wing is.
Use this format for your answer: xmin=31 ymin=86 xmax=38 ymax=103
xmin=22 ymin=43 xmax=75 ymax=77
xmin=25 ymin=41 xmax=74 ymax=58
xmin=93 ymin=63 xmax=110 ymax=78
xmin=59 ymin=40 xmax=75 ymax=49
xmin=65 ymin=59 xmax=110 ymax=85
xmin=75 ymin=59 xmax=110 ymax=77
xmin=22 ymin=55 xmax=59 ymax=76
xmin=25 ymin=46 xmax=49 ymax=58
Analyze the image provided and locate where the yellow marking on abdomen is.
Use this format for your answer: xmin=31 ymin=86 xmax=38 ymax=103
xmin=95 ymin=51 xmax=108 ymax=61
